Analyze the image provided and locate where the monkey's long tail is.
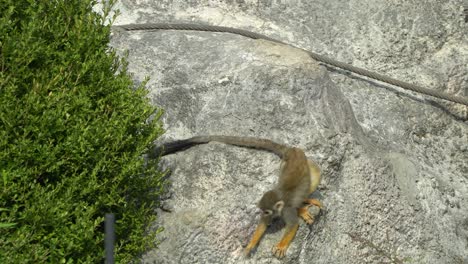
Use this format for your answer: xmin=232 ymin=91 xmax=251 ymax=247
xmin=151 ymin=135 xmax=289 ymax=158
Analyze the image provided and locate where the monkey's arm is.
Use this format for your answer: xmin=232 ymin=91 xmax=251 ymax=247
xmin=272 ymin=223 xmax=299 ymax=259
xmin=244 ymin=219 xmax=268 ymax=256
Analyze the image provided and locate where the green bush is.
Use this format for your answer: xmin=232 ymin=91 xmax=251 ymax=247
xmin=0 ymin=0 xmax=165 ymax=262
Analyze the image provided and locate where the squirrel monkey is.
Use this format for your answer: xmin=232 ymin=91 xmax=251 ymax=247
xmin=153 ymin=135 xmax=322 ymax=259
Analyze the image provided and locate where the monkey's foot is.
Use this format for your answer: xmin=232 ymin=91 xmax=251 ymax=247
xmin=272 ymin=244 xmax=287 ymax=259
xmin=304 ymin=198 xmax=323 ymax=209
xmin=297 ymin=207 xmax=315 ymax=225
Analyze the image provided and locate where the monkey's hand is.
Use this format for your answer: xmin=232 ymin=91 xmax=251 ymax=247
xmin=272 ymin=223 xmax=299 ymax=259
xmin=272 ymin=244 xmax=287 ymax=259
xmin=244 ymin=246 xmax=254 ymax=257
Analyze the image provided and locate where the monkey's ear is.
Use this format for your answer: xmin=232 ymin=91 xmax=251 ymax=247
xmin=273 ymin=200 xmax=284 ymax=213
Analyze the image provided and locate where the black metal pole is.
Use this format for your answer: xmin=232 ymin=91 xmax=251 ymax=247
xmin=105 ymin=213 xmax=115 ymax=264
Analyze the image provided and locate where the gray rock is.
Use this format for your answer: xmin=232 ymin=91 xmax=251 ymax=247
xmin=109 ymin=0 xmax=468 ymax=263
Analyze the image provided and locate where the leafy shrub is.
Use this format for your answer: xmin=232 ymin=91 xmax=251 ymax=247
xmin=0 ymin=0 xmax=165 ymax=262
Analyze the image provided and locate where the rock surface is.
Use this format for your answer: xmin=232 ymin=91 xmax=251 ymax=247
xmin=109 ymin=0 xmax=468 ymax=263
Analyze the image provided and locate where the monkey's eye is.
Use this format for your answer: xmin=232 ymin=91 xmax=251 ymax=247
xmin=263 ymin=210 xmax=272 ymax=216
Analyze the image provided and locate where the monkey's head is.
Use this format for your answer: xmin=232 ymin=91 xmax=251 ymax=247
xmin=257 ymin=190 xmax=284 ymax=222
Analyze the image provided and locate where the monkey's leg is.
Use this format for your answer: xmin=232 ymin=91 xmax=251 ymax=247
xmin=308 ymin=160 xmax=321 ymax=194
xmin=297 ymin=207 xmax=314 ymax=225
xmin=244 ymin=221 xmax=268 ymax=256
xmin=298 ymin=198 xmax=323 ymax=225
xmin=272 ymin=223 xmax=299 ymax=259
xmin=304 ymin=198 xmax=323 ymax=209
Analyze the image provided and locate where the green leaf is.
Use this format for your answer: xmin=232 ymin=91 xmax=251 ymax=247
xmin=0 ymin=223 xmax=16 ymax=228
xmin=0 ymin=0 xmax=165 ymax=262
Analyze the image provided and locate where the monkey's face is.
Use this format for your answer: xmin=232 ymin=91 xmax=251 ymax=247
xmin=260 ymin=209 xmax=274 ymax=224
xmin=258 ymin=190 xmax=285 ymax=223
